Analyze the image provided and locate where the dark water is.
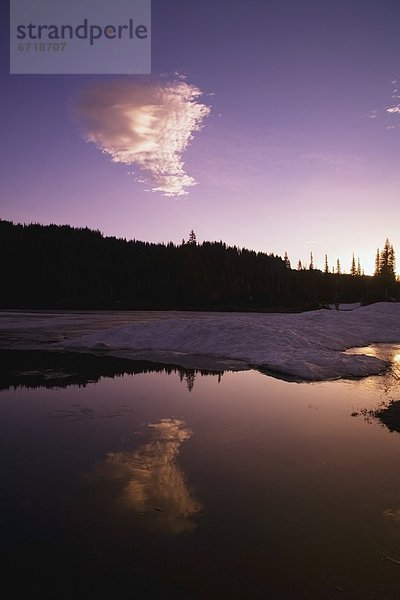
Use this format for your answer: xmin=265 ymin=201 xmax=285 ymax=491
xmin=2 ymin=349 xmax=400 ymax=599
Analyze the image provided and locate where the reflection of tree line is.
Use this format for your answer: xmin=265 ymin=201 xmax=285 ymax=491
xmin=0 ymin=349 xmax=224 ymax=391
xmin=178 ymin=368 xmax=223 ymax=392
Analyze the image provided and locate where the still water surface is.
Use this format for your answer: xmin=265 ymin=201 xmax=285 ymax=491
xmin=2 ymin=348 xmax=400 ymax=599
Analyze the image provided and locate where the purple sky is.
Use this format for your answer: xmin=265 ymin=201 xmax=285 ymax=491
xmin=2 ymin=0 xmax=400 ymax=274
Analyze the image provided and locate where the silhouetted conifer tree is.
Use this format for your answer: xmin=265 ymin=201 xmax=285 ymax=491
xmin=284 ymin=252 xmax=291 ymax=269
xmin=379 ymin=238 xmax=396 ymax=282
xmin=374 ymin=248 xmax=380 ymax=277
xmin=350 ymin=253 xmax=357 ymax=276
xmin=324 ymin=254 xmax=329 ymax=274
xmin=188 ymin=230 xmax=197 ymax=245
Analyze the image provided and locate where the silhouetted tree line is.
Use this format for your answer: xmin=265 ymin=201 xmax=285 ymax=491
xmin=1 ymin=220 xmax=398 ymax=310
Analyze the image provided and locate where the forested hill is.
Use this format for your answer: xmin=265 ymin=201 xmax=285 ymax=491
xmin=0 ymin=220 xmax=397 ymax=310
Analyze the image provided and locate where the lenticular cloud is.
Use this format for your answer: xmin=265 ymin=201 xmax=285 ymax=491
xmin=75 ymin=78 xmax=210 ymax=196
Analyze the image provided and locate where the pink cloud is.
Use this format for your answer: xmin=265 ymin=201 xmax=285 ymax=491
xmin=75 ymin=77 xmax=210 ymax=196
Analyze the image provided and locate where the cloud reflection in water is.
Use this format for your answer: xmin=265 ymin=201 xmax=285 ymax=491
xmin=85 ymin=419 xmax=202 ymax=534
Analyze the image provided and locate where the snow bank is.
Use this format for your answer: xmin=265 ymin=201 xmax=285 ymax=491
xmin=61 ymin=303 xmax=400 ymax=381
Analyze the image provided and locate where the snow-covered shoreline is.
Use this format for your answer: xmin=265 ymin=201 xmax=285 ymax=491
xmin=58 ymin=303 xmax=400 ymax=381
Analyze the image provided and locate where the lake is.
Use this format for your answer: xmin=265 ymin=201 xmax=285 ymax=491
xmin=1 ymin=345 xmax=400 ymax=599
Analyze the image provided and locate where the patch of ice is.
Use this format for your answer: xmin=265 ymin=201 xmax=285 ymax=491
xmin=61 ymin=303 xmax=400 ymax=381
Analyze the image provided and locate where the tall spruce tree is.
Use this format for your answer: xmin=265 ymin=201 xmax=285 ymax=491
xmin=284 ymin=252 xmax=291 ymax=269
xmin=188 ymin=229 xmax=197 ymax=245
xmin=374 ymin=248 xmax=380 ymax=277
xmin=350 ymin=253 xmax=357 ymax=276
xmin=379 ymin=238 xmax=396 ymax=282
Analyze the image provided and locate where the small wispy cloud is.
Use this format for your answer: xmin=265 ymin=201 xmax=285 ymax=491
xmin=391 ymin=80 xmax=400 ymax=99
xmin=75 ymin=77 xmax=211 ymax=197
xmin=364 ymin=79 xmax=400 ymax=128
xmin=386 ymin=105 xmax=400 ymax=115
xmin=384 ymin=79 xmax=400 ymax=122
